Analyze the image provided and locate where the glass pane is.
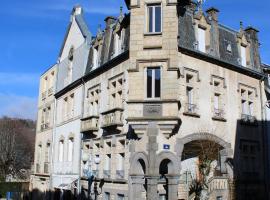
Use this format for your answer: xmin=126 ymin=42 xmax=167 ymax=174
xmin=148 ymin=7 xmax=153 ymax=32
xmin=147 ymin=69 xmax=152 ymax=98
xmin=155 ymin=68 xmax=161 ymax=98
xmin=155 ymin=6 xmax=161 ymax=32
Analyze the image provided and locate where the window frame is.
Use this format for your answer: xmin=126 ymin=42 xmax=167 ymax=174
xmin=145 ymin=3 xmax=162 ymax=34
xmin=145 ymin=67 xmax=162 ymax=99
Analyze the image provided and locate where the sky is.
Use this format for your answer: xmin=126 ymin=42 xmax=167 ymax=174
xmin=0 ymin=0 xmax=269 ymax=120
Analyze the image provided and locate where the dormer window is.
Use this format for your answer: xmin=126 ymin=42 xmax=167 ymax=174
xmin=198 ymin=27 xmax=206 ymax=53
xmin=93 ymin=47 xmax=98 ymax=69
xmin=225 ymin=40 xmax=232 ymax=53
xmin=240 ymin=45 xmax=247 ymax=67
xmin=146 ymin=4 xmax=162 ymax=34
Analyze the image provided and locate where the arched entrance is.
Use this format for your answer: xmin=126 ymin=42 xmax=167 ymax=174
xmin=176 ymin=133 xmax=233 ymax=200
xmin=129 ymin=152 xmax=148 ymax=200
xmin=156 ymin=152 xmax=180 ymax=200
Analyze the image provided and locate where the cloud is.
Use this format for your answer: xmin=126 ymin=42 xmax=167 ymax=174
xmin=0 ymin=72 xmax=39 ymax=86
xmin=0 ymin=93 xmax=37 ymax=120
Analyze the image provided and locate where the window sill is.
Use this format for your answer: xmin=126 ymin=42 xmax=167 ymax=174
xmin=183 ymin=112 xmax=200 ymax=118
xmin=144 ymin=32 xmax=162 ymax=36
xmin=212 ymin=116 xmax=227 ymax=122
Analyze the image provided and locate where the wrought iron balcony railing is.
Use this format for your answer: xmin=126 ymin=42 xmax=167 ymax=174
xmin=184 ymin=103 xmax=198 ymax=114
xmin=103 ymin=170 xmax=111 ymax=178
xmin=116 ymin=170 xmax=124 ymax=179
xmin=213 ymin=109 xmax=225 ymax=119
xmin=241 ymin=114 xmax=257 ymax=124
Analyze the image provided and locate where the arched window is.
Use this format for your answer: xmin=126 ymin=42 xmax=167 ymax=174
xmin=59 ymin=140 xmax=64 ymax=162
xmin=68 ymin=138 xmax=74 ymax=162
xmin=67 ymin=47 xmax=74 ymax=83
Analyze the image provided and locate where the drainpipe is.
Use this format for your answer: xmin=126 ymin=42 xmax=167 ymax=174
xmin=77 ymin=77 xmax=86 ymax=198
xmin=259 ymin=76 xmax=269 ymax=198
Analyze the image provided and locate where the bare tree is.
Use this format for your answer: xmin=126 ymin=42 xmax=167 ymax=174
xmin=0 ymin=117 xmax=35 ymax=181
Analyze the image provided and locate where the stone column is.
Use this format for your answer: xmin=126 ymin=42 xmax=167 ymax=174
xmin=167 ymin=175 xmax=180 ymax=200
xmin=129 ymin=175 xmax=145 ymax=200
xmin=145 ymin=176 xmax=159 ymax=200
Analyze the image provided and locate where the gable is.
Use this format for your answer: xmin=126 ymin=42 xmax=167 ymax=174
xmin=59 ymin=18 xmax=85 ymax=62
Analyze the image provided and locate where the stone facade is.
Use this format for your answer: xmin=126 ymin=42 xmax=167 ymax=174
xmin=31 ymin=1 xmax=269 ymax=200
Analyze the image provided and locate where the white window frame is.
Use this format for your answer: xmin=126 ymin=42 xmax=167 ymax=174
xmin=93 ymin=47 xmax=98 ymax=69
xmin=59 ymin=140 xmax=64 ymax=162
xmin=241 ymin=45 xmax=247 ymax=67
xmin=67 ymin=138 xmax=74 ymax=162
xmin=145 ymin=4 xmax=162 ymax=34
xmin=145 ymin=67 xmax=162 ymax=99
xmin=198 ymin=27 xmax=206 ymax=53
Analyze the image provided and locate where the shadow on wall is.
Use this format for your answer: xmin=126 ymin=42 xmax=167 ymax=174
xmin=233 ymin=119 xmax=269 ymax=200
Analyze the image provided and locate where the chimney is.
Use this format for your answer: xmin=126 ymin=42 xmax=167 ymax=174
xmin=104 ymin=16 xmax=116 ymax=29
xmin=245 ymin=26 xmax=261 ymax=69
xmin=73 ymin=5 xmax=83 ymax=15
xmin=206 ymin=7 xmax=219 ymax=22
xmin=206 ymin=7 xmax=220 ymax=57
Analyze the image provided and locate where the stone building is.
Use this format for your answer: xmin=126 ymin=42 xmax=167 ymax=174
xmin=31 ymin=0 xmax=270 ymax=199
xmin=30 ymin=64 xmax=57 ymax=196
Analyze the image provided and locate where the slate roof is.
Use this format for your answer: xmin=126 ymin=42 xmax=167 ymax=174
xmin=58 ymin=6 xmax=92 ymax=58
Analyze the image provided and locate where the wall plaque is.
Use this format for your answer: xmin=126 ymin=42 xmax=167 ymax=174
xmin=143 ymin=104 xmax=162 ymax=117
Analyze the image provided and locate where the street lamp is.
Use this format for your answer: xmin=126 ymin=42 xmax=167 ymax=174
xmin=83 ymin=154 xmax=103 ymax=200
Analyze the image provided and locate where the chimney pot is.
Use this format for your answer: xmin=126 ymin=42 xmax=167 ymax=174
xmin=206 ymin=7 xmax=219 ymax=22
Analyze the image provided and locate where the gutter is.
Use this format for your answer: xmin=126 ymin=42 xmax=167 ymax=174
xmin=259 ymin=76 xmax=269 ymax=198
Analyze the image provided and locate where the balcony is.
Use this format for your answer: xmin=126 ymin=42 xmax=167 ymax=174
xmin=81 ymin=116 xmax=99 ymax=134
xmin=241 ymin=114 xmax=257 ymax=125
xmin=116 ymin=170 xmax=125 ymax=179
xmin=48 ymin=87 xmax=54 ymax=96
xmin=44 ymin=162 xmax=50 ymax=174
xmin=36 ymin=163 xmax=41 ymax=174
xmin=212 ymin=109 xmax=226 ymax=121
xmin=103 ymin=170 xmax=111 ymax=179
xmin=183 ymin=103 xmax=200 ymax=117
xmin=101 ymin=108 xmax=124 ymax=131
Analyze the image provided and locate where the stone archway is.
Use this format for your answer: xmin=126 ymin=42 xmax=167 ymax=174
xmin=129 ymin=152 xmax=149 ymax=200
xmin=175 ymin=133 xmax=233 ymax=200
xmin=155 ymin=151 xmax=181 ymax=200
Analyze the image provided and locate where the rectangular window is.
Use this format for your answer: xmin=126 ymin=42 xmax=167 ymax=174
xmin=248 ymin=102 xmax=253 ymax=116
xmin=198 ymin=27 xmax=206 ymax=52
xmin=242 ymin=100 xmax=247 ymax=115
xmin=214 ymin=94 xmax=220 ymax=110
xmin=93 ymin=48 xmax=98 ymax=69
xmin=105 ymin=193 xmax=110 ymax=200
xmin=117 ymin=194 xmax=125 ymax=200
xmin=187 ymin=87 xmax=193 ymax=105
xmin=147 ymin=5 xmax=162 ymax=33
xmin=147 ymin=67 xmax=161 ymax=98
xmin=241 ymin=46 xmax=247 ymax=67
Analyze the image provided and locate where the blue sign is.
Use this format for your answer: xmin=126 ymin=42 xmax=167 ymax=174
xmin=163 ymin=144 xmax=170 ymax=150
